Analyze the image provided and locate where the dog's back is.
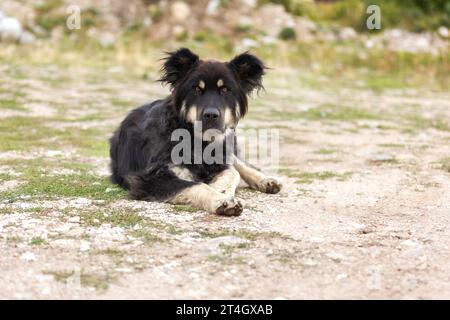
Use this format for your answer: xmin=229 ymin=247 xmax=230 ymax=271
xmin=109 ymin=99 xmax=171 ymax=189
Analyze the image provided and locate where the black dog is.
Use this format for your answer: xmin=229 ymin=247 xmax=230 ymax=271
xmin=109 ymin=48 xmax=281 ymax=216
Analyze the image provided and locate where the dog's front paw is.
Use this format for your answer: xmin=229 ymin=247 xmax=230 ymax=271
xmin=215 ymin=197 xmax=243 ymax=216
xmin=259 ymin=178 xmax=282 ymax=194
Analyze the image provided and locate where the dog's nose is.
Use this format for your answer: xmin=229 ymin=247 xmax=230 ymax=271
xmin=202 ymin=108 xmax=220 ymax=121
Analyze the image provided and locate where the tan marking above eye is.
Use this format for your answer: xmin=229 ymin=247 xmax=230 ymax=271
xmin=217 ymin=79 xmax=224 ymax=87
xmin=198 ymin=80 xmax=205 ymax=89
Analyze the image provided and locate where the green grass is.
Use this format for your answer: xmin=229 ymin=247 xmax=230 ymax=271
xmin=406 ymin=115 xmax=450 ymax=132
xmin=198 ymin=228 xmax=286 ymax=241
xmin=171 ymin=204 xmax=200 ymax=213
xmin=270 ymin=105 xmax=381 ymax=122
xmin=1 ymin=170 xmax=126 ymax=202
xmin=30 ymin=236 xmax=46 ymax=246
xmin=131 ymin=229 xmax=164 ymax=245
xmin=44 ymin=269 xmax=112 ymax=291
xmin=0 ymin=99 xmax=27 ymax=111
xmin=0 ymin=116 xmax=109 ymax=155
xmin=79 ymin=208 xmax=142 ymax=227
xmin=314 ymin=148 xmax=337 ymax=155
xmin=440 ymin=158 xmax=450 ymax=173
xmin=281 ymin=168 xmax=353 ymax=184
xmin=378 ymin=143 xmax=406 ymax=148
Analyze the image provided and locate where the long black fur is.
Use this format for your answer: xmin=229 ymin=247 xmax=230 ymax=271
xmin=109 ymin=48 xmax=266 ymax=202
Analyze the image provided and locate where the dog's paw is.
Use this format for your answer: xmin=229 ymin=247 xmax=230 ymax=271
xmin=259 ymin=178 xmax=282 ymax=194
xmin=215 ymin=197 xmax=243 ymax=216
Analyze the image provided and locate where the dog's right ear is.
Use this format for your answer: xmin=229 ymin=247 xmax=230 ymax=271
xmin=159 ymin=48 xmax=199 ymax=88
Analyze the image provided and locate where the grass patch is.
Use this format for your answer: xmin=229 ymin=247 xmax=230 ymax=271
xmin=198 ymin=228 xmax=286 ymax=241
xmin=29 ymin=236 xmax=46 ymax=246
xmin=281 ymin=168 xmax=353 ymax=184
xmin=378 ymin=143 xmax=406 ymax=148
xmin=314 ymin=148 xmax=337 ymax=155
xmin=270 ymin=105 xmax=381 ymax=122
xmin=1 ymin=170 xmax=126 ymax=202
xmin=44 ymin=270 xmax=75 ymax=283
xmin=405 ymin=115 xmax=450 ymax=132
xmin=439 ymin=158 xmax=450 ymax=173
xmin=0 ymin=116 xmax=109 ymax=155
xmin=44 ymin=269 xmax=113 ymax=291
xmin=96 ymin=248 xmax=124 ymax=257
xmin=79 ymin=208 xmax=142 ymax=227
xmin=132 ymin=229 xmax=164 ymax=245
xmin=170 ymin=204 xmax=200 ymax=213
xmin=0 ymin=99 xmax=27 ymax=111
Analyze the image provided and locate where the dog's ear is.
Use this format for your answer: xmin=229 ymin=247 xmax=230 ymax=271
xmin=159 ymin=48 xmax=200 ymax=88
xmin=228 ymin=52 xmax=266 ymax=95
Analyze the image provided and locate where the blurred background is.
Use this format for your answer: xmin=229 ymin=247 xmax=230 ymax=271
xmin=0 ymin=0 xmax=448 ymax=88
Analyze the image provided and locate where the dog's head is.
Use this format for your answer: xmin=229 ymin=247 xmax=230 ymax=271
xmin=159 ymin=48 xmax=266 ymax=141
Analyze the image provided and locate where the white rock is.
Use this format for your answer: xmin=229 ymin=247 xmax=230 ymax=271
xmin=241 ymin=0 xmax=257 ymax=7
xmin=19 ymin=31 xmax=35 ymax=44
xmin=41 ymin=287 xmax=51 ymax=295
xmin=241 ymin=38 xmax=259 ymax=49
xmin=115 ymin=267 xmax=133 ymax=273
xmin=171 ymin=1 xmax=191 ymax=22
xmin=68 ymin=216 xmax=80 ymax=223
xmin=0 ymin=17 xmax=22 ymax=41
xmin=99 ymin=33 xmax=115 ymax=47
xmin=401 ymin=239 xmax=421 ymax=247
xmin=20 ymin=251 xmax=36 ymax=262
xmin=325 ymin=252 xmax=346 ymax=262
xmin=201 ymin=236 xmax=247 ymax=254
xmin=438 ymin=26 xmax=449 ymax=38
xmin=338 ymin=27 xmax=357 ymax=40
xmin=206 ymin=0 xmax=221 ymax=15
xmin=336 ymin=273 xmax=348 ymax=280
xmin=79 ymin=241 xmax=91 ymax=252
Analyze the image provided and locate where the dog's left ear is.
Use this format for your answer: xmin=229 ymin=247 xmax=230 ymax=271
xmin=228 ymin=52 xmax=266 ymax=95
xmin=159 ymin=48 xmax=200 ymax=88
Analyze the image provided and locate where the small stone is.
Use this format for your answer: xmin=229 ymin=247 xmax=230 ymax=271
xmin=325 ymin=252 xmax=345 ymax=262
xmin=336 ymin=273 xmax=348 ymax=281
xmin=41 ymin=287 xmax=51 ymax=295
xmin=241 ymin=38 xmax=259 ymax=49
xmin=438 ymin=26 xmax=449 ymax=38
xmin=20 ymin=251 xmax=36 ymax=262
xmin=19 ymin=31 xmax=35 ymax=45
xmin=68 ymin=216 xmax=80 ymax=224
xmin=98 ymin=33 xmax=116 ymax=47
xmin=171 ymin=1 xmax=191 ymax=22
xmin=401 ymin=239 xmax=421 ymax=247
xmin=115 ymin=268 xmax=133 ymax=273
xmin=206 ymin=0 xmax=221 ymax=15
xmin=371 ymin=153 xmax=394 ymax=162
xmin=201 ymin=236 xmax=247 ymax=254
xmin=79 ymin=241 xmax=91 ymax=252
xmin=0 ymin=17 xmax=22 ymax=41
xmin=338 ymin=27 xmax=357 ymax=40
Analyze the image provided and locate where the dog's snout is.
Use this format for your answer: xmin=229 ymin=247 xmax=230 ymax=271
xmin=202 ymin=108 xmax=220 ymax=121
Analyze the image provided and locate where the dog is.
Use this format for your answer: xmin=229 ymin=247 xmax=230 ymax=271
xmin=109 ymin=48 xmax=282 ymax=216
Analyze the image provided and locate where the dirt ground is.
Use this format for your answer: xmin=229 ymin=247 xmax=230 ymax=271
xmin=0 ymin=63 xmax=449 ymax=299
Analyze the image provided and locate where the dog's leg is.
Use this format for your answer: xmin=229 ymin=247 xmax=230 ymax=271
xmin=208 ymin=166 xmax=241 ymax=197
xmin=169 ymin=183 xmax=243 ymax=216
xmin=127 ymin=168 xmax=242 ymax=216
xmin=233 ymin=156 xmax=282 ymax=194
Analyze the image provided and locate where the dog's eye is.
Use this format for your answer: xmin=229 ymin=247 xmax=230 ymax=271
xmin=220 ymin=87 xmax=228 ymax=94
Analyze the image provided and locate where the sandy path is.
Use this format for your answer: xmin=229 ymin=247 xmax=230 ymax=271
xmin=0 ymin=64 xmax=449 ymax=299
